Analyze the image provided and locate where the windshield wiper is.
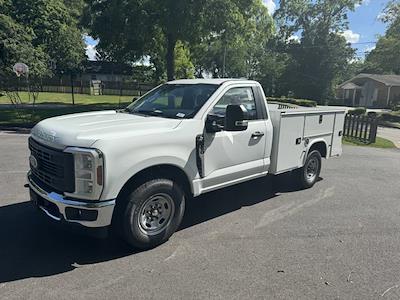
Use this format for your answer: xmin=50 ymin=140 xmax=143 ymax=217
xmin=132 ymin=109 xmax=164 ymax=117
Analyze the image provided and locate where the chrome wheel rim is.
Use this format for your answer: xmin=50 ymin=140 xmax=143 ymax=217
xmin=138 ymin=193 xmax=175 ymax=235
xmin=306 ymin=157 xmax=319 ymax=183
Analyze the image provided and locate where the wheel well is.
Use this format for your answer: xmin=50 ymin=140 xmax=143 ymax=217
xmin=117 ymin=164 xmax=192 ymax=200
xmin=309 ymin=141 xmax=327 ymax=158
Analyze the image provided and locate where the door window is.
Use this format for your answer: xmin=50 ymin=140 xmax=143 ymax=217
xmin=210 ymin=87 xmax=258 ymax=120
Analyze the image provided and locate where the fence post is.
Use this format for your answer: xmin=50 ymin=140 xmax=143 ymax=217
xmin=369 ymin=118 xmax=378 ymax=144
xmin=359 ymin=115 xmax=365 ymax=141
xmin=349 ymin=114 xmax=354 ymax=138
xmin=345 ymin=114 xmax=351 ymax=137
xmin=363 ymin=117 xmax=369 ymax=142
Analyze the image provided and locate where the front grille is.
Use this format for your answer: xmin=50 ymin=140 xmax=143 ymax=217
xmin=29 ymin=137 xmax=75 ymax=193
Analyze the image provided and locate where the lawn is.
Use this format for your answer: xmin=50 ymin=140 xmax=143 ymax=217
xmin=343 ymin=136 xmax=396 ymax=149
xmin=0 ymin=91 xmax=135 ymax=105
xmin=0 ymin=104 xmax=131 ymax=126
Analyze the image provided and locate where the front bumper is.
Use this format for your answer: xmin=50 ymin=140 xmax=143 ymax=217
xmin=27 ymin=171 xmax=115 ymax=228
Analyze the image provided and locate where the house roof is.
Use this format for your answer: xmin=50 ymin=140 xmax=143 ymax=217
xmin=84 ymin=61 xmax=134 ymax=75
xmin=341 ymin=82 xmax=362 ymax=89
xmin=347 ymin=73 xmax=400 ymax=87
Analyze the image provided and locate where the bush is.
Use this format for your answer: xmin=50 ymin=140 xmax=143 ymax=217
xmin=266 ymin=97 xmax=317 ymax=107
xmin=379 ymin=112 xmax=400 ymax=123
xmin=367 ymin=111 xmax=377 ymax=118
xmin=393 ymin=105 xmax=400 ymax=111
xmin=348 ymin=107 xmax=366 ymax=115
xmin=327 ymin=98 xmax=345 ymax=106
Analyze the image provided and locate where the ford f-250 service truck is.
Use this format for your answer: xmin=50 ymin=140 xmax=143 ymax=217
xmin=27 ymin=79 xmax=345 ymax=249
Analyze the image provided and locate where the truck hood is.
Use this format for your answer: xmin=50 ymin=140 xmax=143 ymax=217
xmin=31 ymin=110 xmax=182 ymax=149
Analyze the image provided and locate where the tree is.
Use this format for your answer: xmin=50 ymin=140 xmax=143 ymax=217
xmin=190 ymin=0 xmax=274 ymax=79
xmin=174 ymin=41 xmax=195 ymax=79
xmin=274 ymin=0 xmax=360 ymax=102
xmin=85 ymin=0 xmax=273 ymax=81
xmin=364 ymin=1 xmax=400 ymax=74
xmin=85 ymin=0 xmax=203 ymax=80
xmin=0 ymin=0 xmax=86 ymax=103
xmin=0 ymin=1 xmax=48 ymax=83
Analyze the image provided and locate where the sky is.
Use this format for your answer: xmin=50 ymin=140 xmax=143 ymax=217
xmin=85 ymin=0 xmax=391 ymax=61
xmin=263 ymin=0 xmax=391 ymax=58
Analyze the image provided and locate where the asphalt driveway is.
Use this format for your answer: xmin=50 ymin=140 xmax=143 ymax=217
xmin=1 ymin=131 xmax=400 ymax=299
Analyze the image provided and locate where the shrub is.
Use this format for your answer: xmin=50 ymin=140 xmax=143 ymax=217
xmin=327 ymin=98 xmax=345 ymax=106
xmin=393 ymin=105 xmax=400 ymax=112
xmin=348 ymin=107 xmax=366 ymax=115
xmin=379 ymin=112 xmax=400 ymax=123
xmin=367 ymin=111 xmax=377 ymax=118
xmin=266 ymin=97 xmax=317 ymax=107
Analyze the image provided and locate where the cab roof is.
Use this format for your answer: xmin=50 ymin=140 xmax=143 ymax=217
xmin=167 ymin=78 xmax=257 ymax=85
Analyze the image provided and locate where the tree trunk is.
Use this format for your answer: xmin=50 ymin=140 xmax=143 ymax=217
xmin=166 ymin=34 xmax=176 ymax=81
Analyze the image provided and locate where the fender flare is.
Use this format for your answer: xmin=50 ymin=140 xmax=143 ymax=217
xmin=303 ymin=138 xmax=328 ymax=164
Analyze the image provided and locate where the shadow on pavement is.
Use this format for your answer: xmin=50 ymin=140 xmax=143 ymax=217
xmin=0 ymin=173 xmax=311 ymax=283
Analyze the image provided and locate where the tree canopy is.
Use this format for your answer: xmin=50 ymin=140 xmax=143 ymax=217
xmin=273 ymin=0 xmax=361 ymax=102
xmin=0 ymin=0 xmax=85 ymax=82
xmin=364 ymin=0 xmax=400 ymax=75
xmin=84 ymin=0 xmax=274 ymax=80
xmin=1 ymin=0 xmax=399 ymax=103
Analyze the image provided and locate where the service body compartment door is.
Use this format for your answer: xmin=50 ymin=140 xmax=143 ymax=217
xmin=304 ymin=113 xmax=335 ymax=137
xmin=270 ymin=114 xmax=306 ymax=173
xmin=330 ymin=112 xmax=345 ymax=156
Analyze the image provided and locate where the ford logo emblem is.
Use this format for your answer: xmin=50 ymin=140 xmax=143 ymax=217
xmin=29 ymin=155 xmax=38 ymax=169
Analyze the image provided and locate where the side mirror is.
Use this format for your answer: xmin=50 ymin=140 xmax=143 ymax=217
xmin=224 ymin=104 xmax=248 ymax=131
xmin=205 ymin=114 xmax=224 ymax=133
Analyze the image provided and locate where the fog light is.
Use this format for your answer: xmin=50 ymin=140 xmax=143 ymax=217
xmin=65 ymin=207 xmax=98 ymax=221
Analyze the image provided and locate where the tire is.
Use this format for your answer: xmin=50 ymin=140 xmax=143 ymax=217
xmin=115 ymin=178 xmax=185 ymax=249
xmin=296 ymin=150 xmax=321 ymax=189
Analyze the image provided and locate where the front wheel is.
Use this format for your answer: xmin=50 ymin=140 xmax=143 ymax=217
xmin=296 ymin=150 xmax=321 ymax=189
xmin=115 ymin=178 xmax=186 ymax=249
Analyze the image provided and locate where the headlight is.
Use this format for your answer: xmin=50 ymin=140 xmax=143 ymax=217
xmin=64 ymin=147 xmax=104 ymax=200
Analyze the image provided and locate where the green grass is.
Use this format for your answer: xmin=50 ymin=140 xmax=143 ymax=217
xmin=343 ymin=136 xmax=396 ymax=149
xmin=0 ymin=91 xmax=134 ymax=105
xmin=0 ymin=103 xmax=131 ymax=126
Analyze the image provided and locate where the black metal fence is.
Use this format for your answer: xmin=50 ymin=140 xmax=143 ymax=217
xmin=343 ymin=114 xmax=378 ymax=144
xmin=1 ymin=78 xmax=157 ymax=97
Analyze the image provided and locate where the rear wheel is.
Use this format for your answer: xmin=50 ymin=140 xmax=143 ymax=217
xmin=296 ymin=150 xmax=321 ymax=189
xmin=114 ymin=178 xmax=185 ymax=249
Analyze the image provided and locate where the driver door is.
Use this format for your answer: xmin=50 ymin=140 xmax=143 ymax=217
xmin=201 ymin=86 xmax=268 ymax=190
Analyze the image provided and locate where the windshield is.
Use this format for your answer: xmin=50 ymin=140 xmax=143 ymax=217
xmin=126 ymin=84 xmax=219 ymax=119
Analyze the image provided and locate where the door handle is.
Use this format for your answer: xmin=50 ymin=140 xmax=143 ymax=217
xmin=251 ymin=131 xmax=265 ymax=138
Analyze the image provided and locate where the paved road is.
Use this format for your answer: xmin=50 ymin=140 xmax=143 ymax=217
xmin=378 ymin=126 xmax=400 ymax=148
xmin=1 ymin=131 xmax=400 ymax=299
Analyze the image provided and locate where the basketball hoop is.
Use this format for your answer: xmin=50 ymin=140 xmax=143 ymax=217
xmin=13 ymin=63 xmax=29 ymax=77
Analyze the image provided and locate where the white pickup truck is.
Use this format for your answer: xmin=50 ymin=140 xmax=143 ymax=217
xmin=27 ymin=79 xmax=345 ymax=249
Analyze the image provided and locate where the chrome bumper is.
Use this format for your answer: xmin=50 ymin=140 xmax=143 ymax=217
xmin=27 ymin=172 xmax=115 ymax=228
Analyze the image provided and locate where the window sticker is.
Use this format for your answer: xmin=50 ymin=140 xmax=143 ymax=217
xmin=176 ymin=113 xmax=186 ymax=118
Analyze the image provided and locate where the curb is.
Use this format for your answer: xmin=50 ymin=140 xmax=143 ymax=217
xmin=0 ymin=125 xmax=33 ymax=133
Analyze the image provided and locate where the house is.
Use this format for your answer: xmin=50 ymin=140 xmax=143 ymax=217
xmin=80 ymin=61 xmax=134 ymax=82
xmin=337 ymin=74 xmax=400 ymax=108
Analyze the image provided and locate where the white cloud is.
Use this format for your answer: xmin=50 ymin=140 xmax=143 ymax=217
xmin=288 ymin=35 xmax=300 ymax=43
xmin=365 ymin=45 xmax=376 ymax=53
xmin=263 ymin=0 xmax=276 ymax=15
xmin=355 ymin=0 xmax=370 ymax=8
xmin=83 ymin=35 xmax=99 ymax=60
xmin=377 ymin=12 xmax=386 ymax=21
xmin=86 ymin=44 xmax=98 ymax=61
xmin=341 ymin=30 xmax=360 ymax=43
